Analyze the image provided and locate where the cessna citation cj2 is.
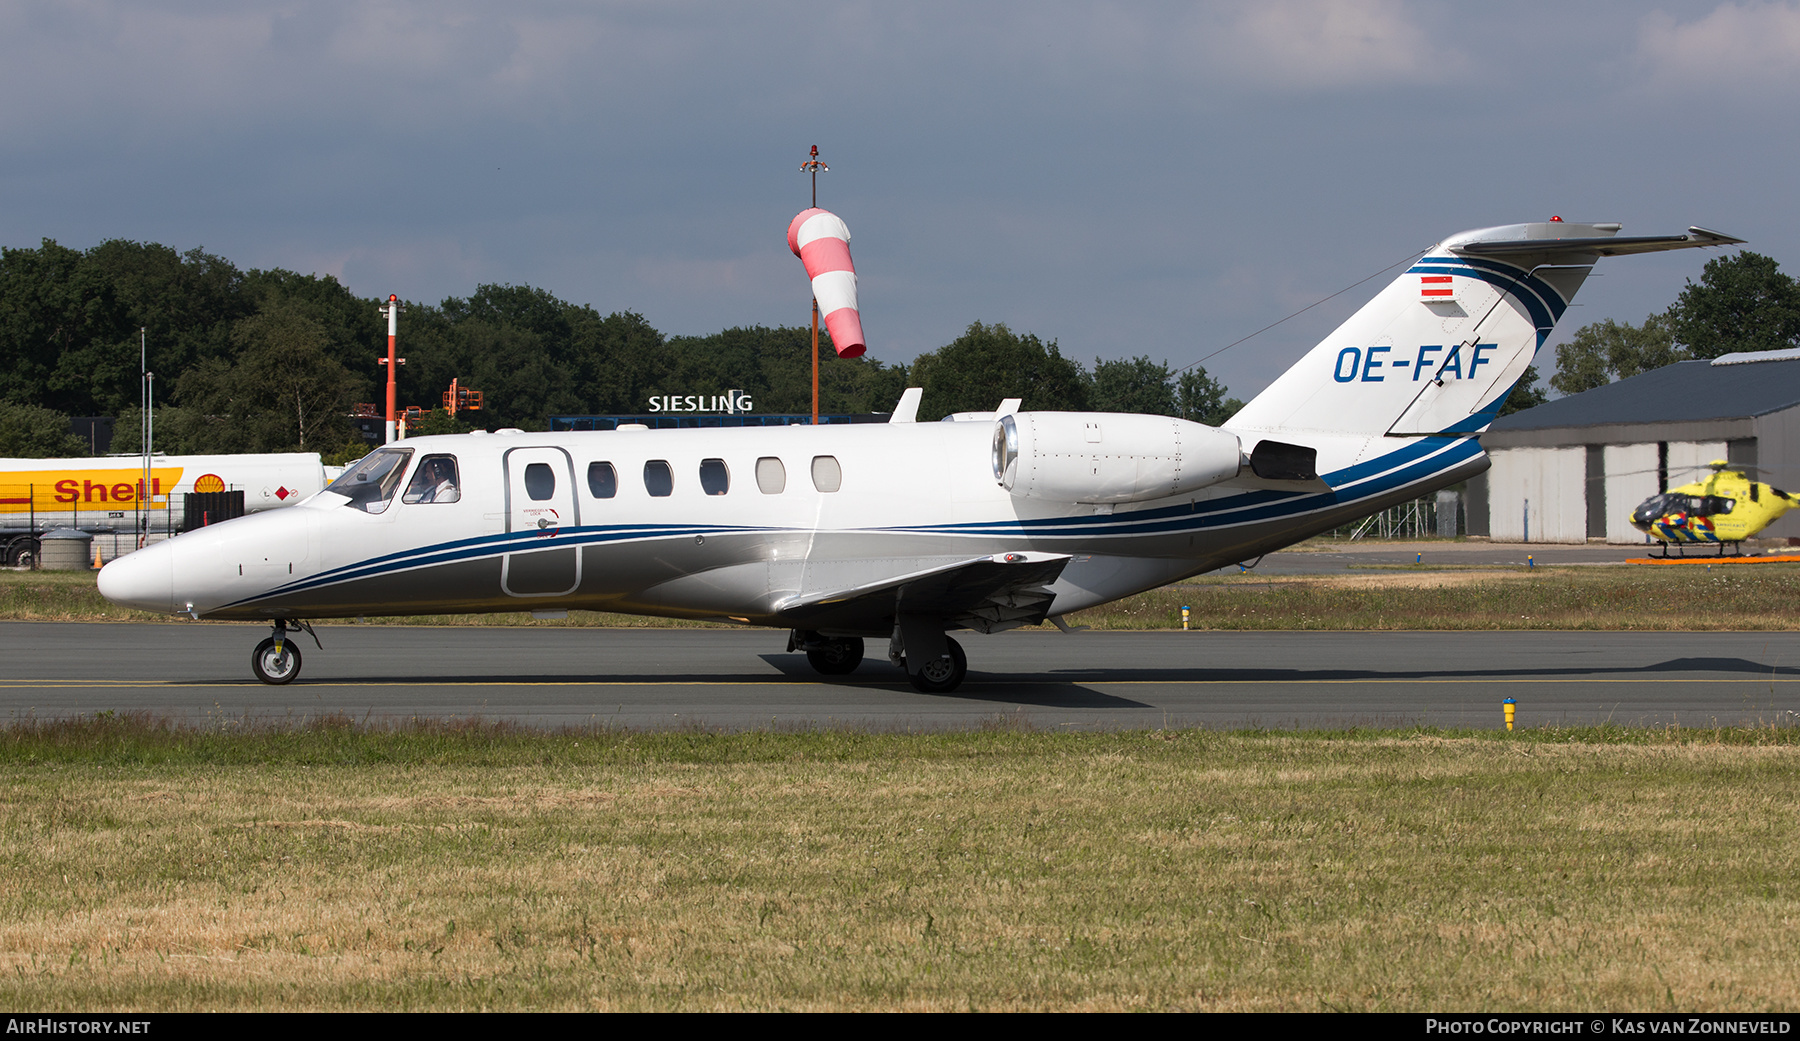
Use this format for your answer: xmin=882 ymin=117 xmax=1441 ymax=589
xmin=99 ymin=220 xmax=1742 ymax=691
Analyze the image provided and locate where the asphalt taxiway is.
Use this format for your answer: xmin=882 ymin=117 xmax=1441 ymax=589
xmin=5 ymin=622 xmax=1796 ymax=731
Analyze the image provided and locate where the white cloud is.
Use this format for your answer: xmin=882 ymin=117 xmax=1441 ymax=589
xmin=1202 ymin=0 xmax=1454 ymax=89
xmin=1638 ymin=2 xmax=1800 ymax=89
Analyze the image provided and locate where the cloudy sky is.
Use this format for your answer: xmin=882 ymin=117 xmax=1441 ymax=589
xmin=2 ymin=1 xmax=1795 ymax=402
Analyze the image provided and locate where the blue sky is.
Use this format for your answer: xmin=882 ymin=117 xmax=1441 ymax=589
xmin=3 ymin=1 xmax=1795 ymax=402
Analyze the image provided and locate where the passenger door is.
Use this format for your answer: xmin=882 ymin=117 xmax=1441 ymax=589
xmin=502 ymin=447 xmax=581 ymax=597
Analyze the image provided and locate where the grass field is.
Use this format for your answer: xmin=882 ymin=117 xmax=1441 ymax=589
xmin=8 ymin=559 xmax=1800 ymax=631
xmin=2 ymin=718 xmax=1797 ymax=1011
xmin=9 ymin=558 xmax=1799 ymax=1009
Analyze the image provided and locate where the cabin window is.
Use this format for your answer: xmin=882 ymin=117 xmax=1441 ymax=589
xmin=523 ymin=462 xmax=556 ymax=501
xmin=402 ymin=455 xmax=460 ymax=504
xmin=755 ymin=457 xmax=786 ymax=494
xmin=325 ymin=447 xmax=413 ymax=514
xmin=811 ymin=455 xmax=842 ymax=493
xmin=699 ymin=458 xmax=730 ymax=495
xmin=644 ymin=460 xmax=674 ymax=497
xmin=588 ymin=461 xmax=617 ymax=498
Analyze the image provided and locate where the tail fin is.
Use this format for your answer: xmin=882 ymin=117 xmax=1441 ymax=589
xmin=1228 ymin=222 xmax=1742 ymax=439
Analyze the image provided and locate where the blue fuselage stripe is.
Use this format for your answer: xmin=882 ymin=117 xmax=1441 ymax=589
xmin=225 ymin=437 xmax=1484 ymax=611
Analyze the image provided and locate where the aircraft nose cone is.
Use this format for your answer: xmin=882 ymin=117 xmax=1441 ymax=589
xmin=97 ymin=543 xmax=176 ymax=614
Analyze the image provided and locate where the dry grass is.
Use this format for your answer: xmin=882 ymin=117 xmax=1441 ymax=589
xmin=1064 ymin=563 xmax=1800 ymax=631
xmin=13 ymin=561 xmax=1800 ymax=632
xmin=2 ymin=718 xmax=1798 ymax=1011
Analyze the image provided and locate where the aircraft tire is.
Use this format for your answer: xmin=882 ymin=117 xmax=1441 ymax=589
xmin=251 ymin=637 xmax=302 ymax=685
xmin=907 ymin=637 xmax=967 ymax=694
xmin=806 ymin=637 xmax=865 ymax=675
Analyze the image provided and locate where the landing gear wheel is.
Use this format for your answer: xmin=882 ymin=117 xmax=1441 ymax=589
xmin=907 ymin=637 xmax=967 ymax=694
xmin=252 ymin=637 xmax=302 ymax=685
xmin=806 ymin=636 xmax=865 ymax=675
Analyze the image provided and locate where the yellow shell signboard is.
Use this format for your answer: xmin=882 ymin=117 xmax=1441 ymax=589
xmin=0 ymin=467 xmax=186 ymax=513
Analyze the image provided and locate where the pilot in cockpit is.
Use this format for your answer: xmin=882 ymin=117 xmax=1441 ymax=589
xmin=404 ymin=456 xmax=460 ymax=504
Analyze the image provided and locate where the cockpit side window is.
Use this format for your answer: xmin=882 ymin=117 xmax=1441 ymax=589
xmin=325 ymin=448 xmax=413 ymax=514
xmin=402 ymin=455 xmax=461 ymax=504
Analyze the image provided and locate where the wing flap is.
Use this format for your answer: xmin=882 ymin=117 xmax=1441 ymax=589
xmin=776 ymin=551 xmax=1071 ymax=633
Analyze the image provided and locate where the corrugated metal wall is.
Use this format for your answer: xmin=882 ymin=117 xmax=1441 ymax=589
xmin=1603 ymin=444 xmax=1659 ymax=544
xmin=1487 ymin=447 xmax=1587 ymax=542
xmin=1488 ymin=441 xmax=1743 ymax=544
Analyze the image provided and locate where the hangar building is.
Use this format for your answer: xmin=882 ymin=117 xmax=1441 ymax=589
xmin=1468 ymin=349 xmax=1800 ymax=543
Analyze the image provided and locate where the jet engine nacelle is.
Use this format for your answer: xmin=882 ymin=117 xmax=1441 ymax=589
xmin=992 ymin=412 xmax=1242 ymax=504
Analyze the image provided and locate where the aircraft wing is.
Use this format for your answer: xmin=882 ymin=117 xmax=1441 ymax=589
xmin=774 ymin=551 xmax=1071 ymax=634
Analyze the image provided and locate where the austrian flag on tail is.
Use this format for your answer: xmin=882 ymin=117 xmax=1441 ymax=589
xmin=1420 ymin=275 xmax=1455 ymax=301
xmin=787 ymin=207 xmax=866 ymax=357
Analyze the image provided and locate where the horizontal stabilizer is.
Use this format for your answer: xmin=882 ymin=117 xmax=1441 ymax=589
xmin=776 ymin=551 xmax=1071 ymax=633
xmin=1453 ymin=225 xmax=1743 ymax=257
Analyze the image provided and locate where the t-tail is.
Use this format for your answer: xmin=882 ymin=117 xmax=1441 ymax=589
xmin=1229 ymin=220 xmax=1743 ymax=442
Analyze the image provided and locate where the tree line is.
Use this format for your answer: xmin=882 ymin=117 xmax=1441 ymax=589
xmin=1546 ymin=251 xmax=1800 ymax=395
xmin=6 ymin=238 xmax=1785 ymax=460
xmin=0 ymin=238 xmax=1241 ymax=460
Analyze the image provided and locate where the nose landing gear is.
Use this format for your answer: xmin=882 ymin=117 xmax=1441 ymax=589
xmin=250 ymin=620 xmax=321 ymax=685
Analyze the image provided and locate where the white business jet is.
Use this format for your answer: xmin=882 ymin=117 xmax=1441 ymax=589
xmin=98 ymin=220 xmax=1741 ymax=690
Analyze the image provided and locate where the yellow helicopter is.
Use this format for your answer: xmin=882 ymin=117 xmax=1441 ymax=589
xmin=1630 ymin=460 xmax=1800 ymax=555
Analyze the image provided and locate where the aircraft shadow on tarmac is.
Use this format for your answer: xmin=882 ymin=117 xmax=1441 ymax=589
xmin=1030 ymin=655 xmax=1799 ymax=684
xmin=167 ymin=656 xmax=1792 ymax=713
xmin=754 ymin=654 xmax=1148 ymax=708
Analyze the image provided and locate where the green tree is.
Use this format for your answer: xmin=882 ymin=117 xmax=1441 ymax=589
xmin=661 ymin=325 xmax=908 ymax=417
xmin=407 ymin=408 xmax=473 ymax=437
xmin=1174 ymin=368 xmax=1243 ymax=426
xmin=170 ymin=303 xmax=362 ymax=452
xmin=1088 ymin=357 xmax=1243 ymax=425
xmin=0 ymin=239 xmax=122 ymax=415
xmin=0 ymin=402 xmax=84 ymax=456
xmin=1550 ymin=316 xmax=1686 ymax=396
xmin=0 ymin=239 xmax=252 ymax=418
xmin=1664 ymin=251 xmax=1800 ymax=359
xmin=1092 ymin=356 xmax=1176 ymax=415
xmin=1499 ymin=364 xmax=1549 ymax=415
xmin=910 ymin=322 xmax=1089 ymax=421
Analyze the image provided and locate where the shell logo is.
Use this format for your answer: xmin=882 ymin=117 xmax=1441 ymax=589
xmin=194 ymin=474 xmax=226 ymax=493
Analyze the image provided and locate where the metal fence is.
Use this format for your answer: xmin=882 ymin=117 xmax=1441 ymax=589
xmin=1331 ymin=491 xmax=1464 ymax=540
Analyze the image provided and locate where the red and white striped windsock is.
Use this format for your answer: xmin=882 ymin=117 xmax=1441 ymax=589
xmin=787 ymin=207 xmax=866 ymax=357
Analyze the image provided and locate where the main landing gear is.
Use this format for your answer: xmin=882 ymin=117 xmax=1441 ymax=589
xmin=788 ymin=630 xmax=866 ymax=675
xmin=903 ymin=636 xmax=966 ymax=694
xmin=251 ymin=620 xmax=321 ymax=685
xmin=788 ymin=617 xmax=972 ymax=693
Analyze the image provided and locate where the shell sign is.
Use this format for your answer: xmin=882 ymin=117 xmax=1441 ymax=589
xmin=193 ymin=474 xmax=226 ymax=494
xmin=0 ymin=467 xmax=185 ymax=512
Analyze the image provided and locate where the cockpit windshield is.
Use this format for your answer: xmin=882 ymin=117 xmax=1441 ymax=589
xmin=324 ymin=448 xmax=414 ymax=514
xmin=1631 ymin=492 xmax=1735 ymax=524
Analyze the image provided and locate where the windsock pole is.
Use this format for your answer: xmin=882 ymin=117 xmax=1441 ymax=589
xmin=377 ymin=295 xmax=405 ymax=444
xmin=802 ymin=145 xmax=828 ymax=424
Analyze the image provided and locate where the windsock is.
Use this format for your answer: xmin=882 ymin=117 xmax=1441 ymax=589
xmin=787 ymin=207 xmax=866 ymax=357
